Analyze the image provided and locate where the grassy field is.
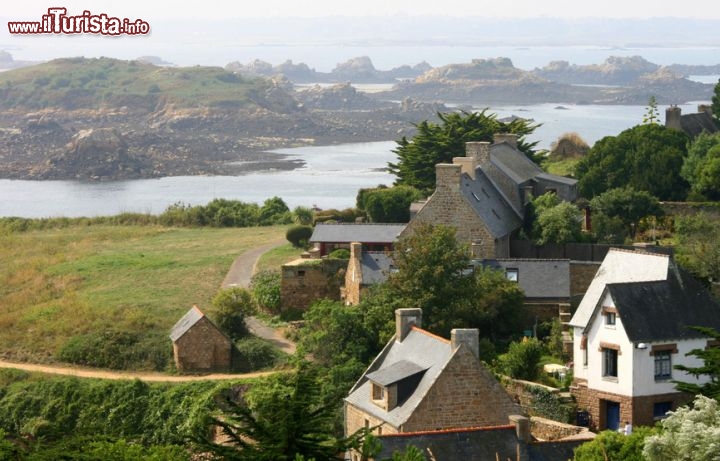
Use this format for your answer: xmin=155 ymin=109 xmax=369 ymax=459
xmin=0 ymin=224 xmax=288 ymax=369
xmin=255 ymin=243 xmax=305 ymax=273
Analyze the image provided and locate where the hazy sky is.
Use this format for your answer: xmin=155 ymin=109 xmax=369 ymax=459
xmin=5 ymin=0 xmax=720 ymax=20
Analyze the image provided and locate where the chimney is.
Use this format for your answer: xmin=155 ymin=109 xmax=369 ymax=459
xmin=435 ymin=164 xmax=462 ymax=194
xmin=509 ymin=415 xmax=531 ymax=444
xmin=698 ymin=104 xmax=713 ymax=115
xmin=451 ymin=328 xmax=480 ymax=359
xmin=350 ymin=242 xmax=362 ymax=261
xmin=666 ymin=106 xmax=682 ymax=131
xmin=522 ymin=185 xmax=534 ymax=205
xmin=453 ymin=156 xmax=475 ymax=179
xmin=493 ymin=133 xmax=518 ymax=149
xmin=395 ymin=308 xmax=422 ymax=342
xmin=466 ymin=141 xmax=491 ymax=167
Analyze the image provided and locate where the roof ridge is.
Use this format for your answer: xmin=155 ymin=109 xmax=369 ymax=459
xmin=411 ymin=326 xmax=451 ymax=344
xmin=607 ymin=247 xmax=669 ymax=258
xmin=379 ymin=424 xmax=516 ymax=438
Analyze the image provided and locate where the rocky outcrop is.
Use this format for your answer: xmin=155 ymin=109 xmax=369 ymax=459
xmin=37 ymin=128 xmax=150 ymax=180
xmin=533 ymin=56 xmax=663 ymax=85
xmin=295 ymin=83 xmax=392 ymax=110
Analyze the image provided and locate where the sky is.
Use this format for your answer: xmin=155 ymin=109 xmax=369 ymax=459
xmin=4 ymin=0 xmax=720 ymax=20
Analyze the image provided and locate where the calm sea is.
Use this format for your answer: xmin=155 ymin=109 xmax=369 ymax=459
xmin=0 ymin=102 xmax=707 ymax=218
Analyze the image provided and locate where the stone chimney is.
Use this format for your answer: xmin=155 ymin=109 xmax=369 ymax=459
xmin=451 ymin=328 xmax=480 ymax=358
xmin=466 ymin=141 xmax=491 ymax=167
xmin=396 ymin=308 xmax=422 ymax=342
xmin=509 ymin=415 xmax=531 ymax=444
xmin=453 ymin=156 xmax=475 ymax=179
xmin=698 ymin=104 xmax=713 ymax=115
xmin=666 ymin=106 xmax=682 ymax=131
xmin=435 ymin=163 xmax=462 ymax=194
xmin=493 ymin=133 xmax=518 ymax=149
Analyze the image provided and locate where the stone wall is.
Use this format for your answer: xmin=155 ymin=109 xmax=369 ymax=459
xmin=281 ymin=258 xmax=347 ymax=310
xmin=345 ymin=402 xmax=400 ymax=437
xmin=173 ymin=317 xmax=232 ymax=373
xmin=570 ymin=261 xmax=601 ymax=301
xmin=570 ymin=379 xmax=692 ymax=429
xmin=530 ymin=416 xmax=590 ymax=442
xmin=403 ymin=346 xmax=522 ymax=432
xmin=400 ymin=163 xmax=497 ymax=259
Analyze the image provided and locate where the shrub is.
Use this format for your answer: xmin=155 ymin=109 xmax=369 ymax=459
xmin=233 ymin=337 xmax=285 ymax=372
xmin=56 ymin=331 xmax=169 ymax=371
xmin=250 ymin=270 xmax=282 ymax=314
xmin=210 ymin=287 xmax=256 ymax=341
xmin=499 ymin=337 xmax=544 ymax=381
xmin=327 ymin=249 xmax=350 ymax=259
xmin=286 ymin=225 xmax=313 ymax=248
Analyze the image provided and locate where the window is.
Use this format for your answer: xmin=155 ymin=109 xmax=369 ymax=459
xmin=583 ymin=347 xmax=588 ymax=367
xmin=505 ymin=268 xmax=518 ymax=282
xmin=603 ymin=348 xmax=618 ymax=378
xmin=605 ymin=312 xmax=616 ymax=325
xmin=653 ymin=402 xmax=672 ymax=420
xmin=654 ymin=350 xmax=672 ymax=380
xmin=372 ymin=383 xmax=385 ymax=401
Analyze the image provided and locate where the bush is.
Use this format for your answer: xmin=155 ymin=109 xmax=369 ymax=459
xmin=286 ymin=225 xmax=313 ymax=248
xmin=233 ymin=337 xmax=285 ymax=372
xmin=327 ymin=249 xmax=350 ymax=259
xmin=499 ymin=338 xmax=544 ymax=381
xmin=56 ymin=331 xmax=169 ymax=371
xmin=210 ymin=287 xmax=256 ymax=341
xmin=250 ymin=270 xmax=282 ymax=314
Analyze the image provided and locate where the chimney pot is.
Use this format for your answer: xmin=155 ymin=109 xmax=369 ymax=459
xmin=451 ymin=328 xmax=480 ymax=358
xmin=493 ymin=133 xmax=518 ymax=149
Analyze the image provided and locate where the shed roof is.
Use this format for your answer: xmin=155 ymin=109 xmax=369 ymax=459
xmin=169 ymin=306 xmax=205 ymax=342
xmin=309 ymin=223 xmax=406 ymax=244
xmin=360 ymin=252 xmax=394 ymax=285
xmin=488 ymin=259 xmax=571 ymax=299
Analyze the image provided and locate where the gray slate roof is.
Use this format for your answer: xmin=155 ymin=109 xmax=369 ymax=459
xmin=345 ymin=327 xmax=454 ymax=428
xmin=536 ymin=171 xmax=578 ymax=186
xmin=309 ymin=223 xmax=406 ymax=244
xmin=485 ymin=259 xmax=571 ymax=299
xmin=460 ymin=170 xmax=523 ymax=238
xmin=361 ymin=252 xmax=393 ymax=285
xmin=680 ymin=112 xmax=719 ymax=138
xmin=489 ymin=142 xmax=543 ymax=184
xmin=376 ymin=426 xmax=524 ymax=461
xmin=605 ymin=267 xmax=720 ymax=342
xmin=366 ymin=360 xmax=428 ymax=386
xmin=169 ymin=306 xmax=204 ymax=342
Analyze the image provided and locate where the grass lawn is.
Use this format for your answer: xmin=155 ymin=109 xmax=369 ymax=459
xmin=0 ymin=224 xmax=288 ymax=369
xmin=254 ymin=242 xmax=305 ymax=273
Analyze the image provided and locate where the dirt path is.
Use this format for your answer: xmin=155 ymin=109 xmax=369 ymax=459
xmin=0 ymin=359 xmax=274 ymax=382
xmin=222 ymin=238 xmax=298 ymax=355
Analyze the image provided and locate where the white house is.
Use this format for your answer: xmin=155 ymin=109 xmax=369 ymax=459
xmin=569 ymin=248 xmax=720 ymax=430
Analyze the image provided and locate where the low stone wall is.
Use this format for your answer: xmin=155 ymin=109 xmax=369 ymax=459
xmin=530 ymin=416 xmax=590 ymax=441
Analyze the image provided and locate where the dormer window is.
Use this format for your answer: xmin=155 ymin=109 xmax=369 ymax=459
xmin=372 ymin=383 xmax=385 ymax=402
xmin=366 ymin=360 xmax=428 ymax=411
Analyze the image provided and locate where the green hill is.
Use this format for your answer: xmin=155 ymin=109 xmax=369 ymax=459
xmin=0 ymin=57 xmax=268 ymax=111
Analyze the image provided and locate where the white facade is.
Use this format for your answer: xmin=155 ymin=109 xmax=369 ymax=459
xmin=576 ymin=290 xmax=710 ymax=399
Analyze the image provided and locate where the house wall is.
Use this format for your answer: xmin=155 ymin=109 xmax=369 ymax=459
xmin=173 ymin=317 xmax=231 ymax=373
xmin=281 ymin=259 xmax=347 ymax=310
xmin=483 ymin=162 xmax=523 ymax=211
xmin=400 ymin=164 xmax=498 ymax=259
xmin=631 ymin=338 xmax=710 ymax=395
xmin=402 ymin=346 xmax=521 ymax=432
xmin=569 ymin=261 xmax=600 ymax=301
xmin=345 ymin=402 xmax=400 ymax=437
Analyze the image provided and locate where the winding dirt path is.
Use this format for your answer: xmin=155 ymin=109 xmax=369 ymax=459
xmin=0 ymin=359 xmax=274 ymax=382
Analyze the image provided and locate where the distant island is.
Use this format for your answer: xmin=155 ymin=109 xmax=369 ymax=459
xmin=0 ymin=53 xmax=716 ymax=181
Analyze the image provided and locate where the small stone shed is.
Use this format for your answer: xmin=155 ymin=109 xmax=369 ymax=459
xmin=169 ymin=305 xmax=232 ymax=373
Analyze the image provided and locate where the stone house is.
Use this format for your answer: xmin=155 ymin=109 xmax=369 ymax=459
xmin=280 ymin=257 xmax=348 ymax=310
xmin=569 ymin=248 xmax=720 ymax=430
xmin=344 ymin=308 xmax=521 ymax=440
xmin=401 ymin=135 xmax=577 ymax=260
xmin=169 ymin=305 xmax=232 ymax=373
xmin=665 ymin=104 xmax=719 ymax=138
xmin=309 ymin=223 xmax=406 ymax=257
xmin=343 ymin=242 xmax=394 ymax=305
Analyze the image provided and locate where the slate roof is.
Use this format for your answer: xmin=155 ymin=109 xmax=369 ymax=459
xmin=309 ymin=223 xmax=406 ymax=244
xmin=484 ymin=259 xmax=571 ymax=299
xmin=345 ymin=327 xmax=454 ymax=428
xmin=679 ymin=112 xmax=720 ymax=138
xmin=460 ymin=170 xmax=523 ymax=238
xmin=604 ymin=268 xmax=720 ymax=342
xmin=169 ymin=306 xmax=204 ymax=342
xmin=366 ymin=360 xmax=428 ymax=386
xmin=489 ymin=142 xmax=542 ymax=184
xmin=569 ymin=249 xmax=671 ymax=328
xmin=536 ymin=171 xmax=578 ymax=186
xmin=375 ymin=425 xmax=524 ymax=461
xmin=360 ymin=252 xmax=393 ymax=285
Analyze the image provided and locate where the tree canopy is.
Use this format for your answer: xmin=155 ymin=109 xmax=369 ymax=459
xmin=680 ymin=132 xmax=720 ymax=200
xmin=575 ymin=124 xmax=689 ymax=200
xmin=589 ymin=187 xmax=663 ymax=243
xmin=356 ymin=185 xmax=423 ymax=223
xmin=388 ymin=110 xmax=538 ymax=194
xmin=673 ymin=326 xmax=720 ymax=400
xmin=713 ymin=79 xmax=720 ymax=120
